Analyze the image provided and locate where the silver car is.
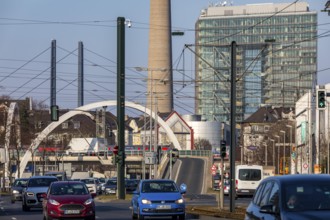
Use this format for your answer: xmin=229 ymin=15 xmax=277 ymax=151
xmin=22 ymin=176 xmax=58 ymax=211
xmin=10 ymin=178 xmax=29 ymax=203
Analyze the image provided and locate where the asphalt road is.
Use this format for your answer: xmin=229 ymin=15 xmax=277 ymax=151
xmin=0 ymin=194 xmax=250 ymax=220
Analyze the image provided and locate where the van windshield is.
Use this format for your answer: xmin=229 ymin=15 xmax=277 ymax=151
xmin=238 ymin=169 xmax=261 ymax=181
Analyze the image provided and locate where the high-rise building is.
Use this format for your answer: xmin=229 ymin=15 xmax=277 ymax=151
xmin=195 ymin=2 xmax=317 ymax=122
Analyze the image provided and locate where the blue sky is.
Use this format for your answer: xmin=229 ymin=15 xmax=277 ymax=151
xmin=0 ymin=0 xmax=329 ymax=116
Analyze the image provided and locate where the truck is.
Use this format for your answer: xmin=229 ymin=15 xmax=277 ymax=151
xmin=66 ymin=138 xmax=107 ymax=156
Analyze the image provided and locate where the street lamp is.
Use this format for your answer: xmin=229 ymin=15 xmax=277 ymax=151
xmin=262 ymin=142 xmax=268 ymax=166
xmin=286 ymin=125 xmax=293 ymax=174
xmin=269 ymin=139 xmax=275 ymax=168
xmin=280 ymin=130 xmax=286 ymax=175
xmin=274 ymin=135 xmax=280 ymax=174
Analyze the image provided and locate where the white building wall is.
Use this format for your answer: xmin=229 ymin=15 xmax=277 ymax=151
xmin=295 ymin=91 xmax=314 ymax=174
xmin=186 ymin=121 xmax=221 ymax=150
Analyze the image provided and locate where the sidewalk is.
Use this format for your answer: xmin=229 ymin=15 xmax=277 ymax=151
xmin=186 ymin=205 xmax=245 ymax=219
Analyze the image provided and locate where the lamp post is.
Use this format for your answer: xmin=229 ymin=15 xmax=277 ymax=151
xmin=280 ymin=130 xmax=286 ymax=174
xmin=286 ymin=125 xmax=293 ymax=174
xmin=262 ymin=142 xmax=268 ymax=166
xmin=269 ymin=139 xmax=275 ymax=168
xmin=134 ymin=67 xmax=167 ymax=179
xmin=274 ymin=135 xmax=280 ymax=174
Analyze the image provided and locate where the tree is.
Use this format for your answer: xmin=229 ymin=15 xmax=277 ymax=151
xmin=194 ymin=138 xmax=212 ymax=150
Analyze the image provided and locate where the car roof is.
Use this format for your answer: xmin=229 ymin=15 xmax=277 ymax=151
xmin=262 ymin=174 xmax=330 ymax=184
xmin=29 ymin=176 xmax=58 ymax=179
xmin=139 ymin=179 xmax=175 ymax=183
xmin=51 ymin=181 xmax=84 ymax=185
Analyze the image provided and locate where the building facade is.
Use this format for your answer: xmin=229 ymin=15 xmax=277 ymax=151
xmin=195 ymin=2 xmax=317 ymax=122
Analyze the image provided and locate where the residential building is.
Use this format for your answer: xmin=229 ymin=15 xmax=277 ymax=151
xmin=195 ymin=2 xmax=317 ymax=122
xmin=241 ymin=106 xmax=295 ymax=174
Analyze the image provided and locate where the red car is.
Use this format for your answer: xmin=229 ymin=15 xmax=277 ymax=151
xmin=42 ymin=181 xmax=96 ymax=220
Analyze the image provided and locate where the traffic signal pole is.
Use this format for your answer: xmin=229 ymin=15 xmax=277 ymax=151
xmin=230 ymin=41 xmax=237 ymax=212
xmin=117 ymin=17 xmax=126 ymax=200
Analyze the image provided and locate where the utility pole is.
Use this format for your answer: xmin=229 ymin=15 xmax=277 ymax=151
xmin=117 ymin=17 xmax=126 ymax=200
xmin=230 ymin=41 xmax=237 ymax=212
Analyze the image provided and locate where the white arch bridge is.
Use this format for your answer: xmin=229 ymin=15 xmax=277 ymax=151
xmin=16 ymin=100 xmax=181 ymax=178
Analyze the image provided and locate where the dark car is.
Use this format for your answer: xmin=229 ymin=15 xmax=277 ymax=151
xmin=103 ymin=179 xmax=117 ymax=195
xmin=245 ymin=174 xmax=330 ymax=220
xmin=10 ymin=178 xmax=29 ymax=203
xmin=125 ymin=179 xmax=140 ymax=194
xmin=131 ymin=179 xmax=187 ymax=220
xmin=42 ymin=181 xmax=96 ymax=220
xmin=22 ymin=176 xmax=58 ymax=211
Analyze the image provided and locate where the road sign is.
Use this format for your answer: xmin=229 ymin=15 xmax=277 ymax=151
xmin=113 ymin=146 xmax=119 ymax=155
xmin=303 ymin=163 xmax=308 ymax=169
xmin=211 ymin=164 xmax=217 ymax=171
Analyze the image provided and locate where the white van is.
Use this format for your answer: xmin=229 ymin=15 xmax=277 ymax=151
xmin=235 ymin=165 xmax=263 ymax=197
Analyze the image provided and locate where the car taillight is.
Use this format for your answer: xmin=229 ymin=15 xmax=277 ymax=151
xmin=235 ymin=179 xmax=238 ymax=190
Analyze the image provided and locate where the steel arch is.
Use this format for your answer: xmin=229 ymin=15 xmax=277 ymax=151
xmin=17 ymin=100 xmax=180 ymax=178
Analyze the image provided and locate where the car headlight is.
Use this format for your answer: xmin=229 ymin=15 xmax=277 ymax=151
xmin=12 ymin=190 xmax=19 ymax=194
xmin=141 ymin=199 xmax=151 ymax=204
xmin=175 ymin=198 xmax=184 ymax=204
xmin=84 ymin=198 xmax=93 ymax=205
xmin=26 ymin=192 xmax=35 ymax=197
xmin=49 ymin=199 xmax=59 ymax=205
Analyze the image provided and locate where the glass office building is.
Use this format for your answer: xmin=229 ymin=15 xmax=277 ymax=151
xmin=195 ymin=2 xmax=317 ymax=122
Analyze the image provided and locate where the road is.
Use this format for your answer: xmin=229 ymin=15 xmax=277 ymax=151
xmin=0 ymin=194 xmax=250 ymax=220
xmin=0 ymin=158 xmax=251 ymax=219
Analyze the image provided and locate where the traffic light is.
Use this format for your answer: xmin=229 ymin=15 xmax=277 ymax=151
xmin=111 ymin=154 xmax=117 ymax=164
xmin=220 ymin=140 xmax=226 ymax=158
xmin=317 ymin=90 xmax=326 ymax=109
xmin=50 ymin=105 xmax=59 ymax=121
xmin=117 ymin=151 xmax=125 ymax=165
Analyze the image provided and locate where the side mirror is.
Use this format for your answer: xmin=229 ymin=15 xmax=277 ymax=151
xmin=91 ymin=193 xmax=97 ymax=198
xmin=180 ymin=183 xmax=187 ymax=194
xmin=260 ymin=204 xmax=277 ymax=214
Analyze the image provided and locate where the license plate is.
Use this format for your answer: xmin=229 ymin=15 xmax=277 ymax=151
xmin=64 ymin=210 xmax=80 ymax=214
xmin=242 ymin=190 xmax=249 ymax=193
xmin=156 ymin=205 xmax=171 ymax=209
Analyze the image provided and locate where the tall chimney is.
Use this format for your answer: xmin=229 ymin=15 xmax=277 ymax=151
xmin=148 ymin=0 xmax=173 ymax=113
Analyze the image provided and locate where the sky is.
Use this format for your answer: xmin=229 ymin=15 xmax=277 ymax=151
xmin=0 ymin=0 xmax=329 ymax=117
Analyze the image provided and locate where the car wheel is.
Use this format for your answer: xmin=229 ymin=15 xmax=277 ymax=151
xmin=22 ymin=201 xmax=30 ymax=212
xmin=172 ymin=215 xmax=177 ymax=219
xmin=45 ymin=215 xmax=53 ymax=220
xmin=85 ymin=215 xmax=95 ymax=220
xmin=137 ymin=206 xmax=144 ymax=220
xmin=179 ymin=214 xmax=185 ymax=220
xmin=131 ymin=206 xmax=137 ymax=219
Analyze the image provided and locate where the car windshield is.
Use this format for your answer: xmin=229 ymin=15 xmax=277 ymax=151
xmin=106 ymin=180 xmax=117 ymax=185
xmin=142 ymin=181 xmax=178 ymax=193
xmin=80 ymin=179 xmax=95 ymax=184
xmin=50 ymin=183 xmax=89 ymax=195
xmin=28 ymin=178 xmax=57 ymax=187
xmin=13 ymin=179 xmax=28 ymax=187
xmin=284 ymin=183 xmax=330 ymax=211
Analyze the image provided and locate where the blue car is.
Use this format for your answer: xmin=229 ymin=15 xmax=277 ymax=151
xmin=245 ymin=174 xmax=330 ymax=220
xmin=131 ymin=179 xmax=187 ymax=220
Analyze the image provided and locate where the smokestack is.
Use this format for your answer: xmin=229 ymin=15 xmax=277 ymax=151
xmin=148 ymin=0 xmax=173 ymax=113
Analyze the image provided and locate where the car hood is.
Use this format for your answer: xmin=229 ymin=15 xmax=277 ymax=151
xmin=284 ymin=210 xmax=330 ymax=220
xmin=11 ymin=186 xmax=23 ymax=192
xmin=49 ymin=195 xmax=92 ymax=204
xmin=26 ymin=186 xmax=49 ymax=193
xmin=140 ymin=192 xmax=183 ymax=201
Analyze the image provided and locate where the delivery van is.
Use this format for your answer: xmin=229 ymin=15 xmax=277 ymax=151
xmin=235 ymin=165 xmax=263 ymax=197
